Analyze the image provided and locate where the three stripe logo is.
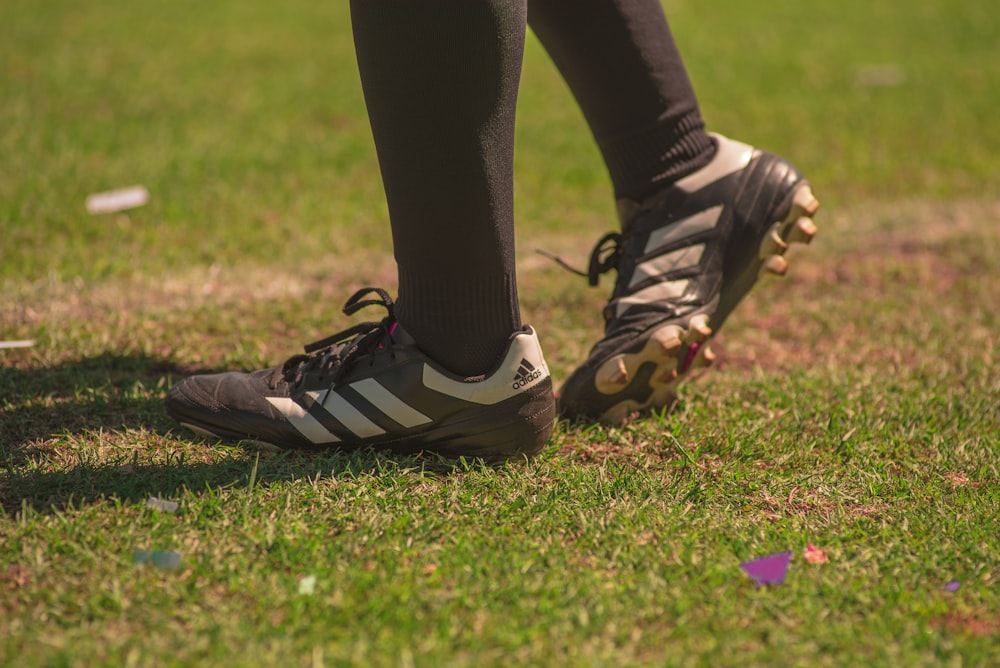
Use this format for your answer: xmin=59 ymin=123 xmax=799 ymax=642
xmin=615 ymin=134 xmax=755 ymax=319
xmin=266 ymin=377 xmax=431 ymax=445
xmin=512 ymin=358 xmax=542 ymax=390
xmin=616 ymin=205 xmax=721 ymax=319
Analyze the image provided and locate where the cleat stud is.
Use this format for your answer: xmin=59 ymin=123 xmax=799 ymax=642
xmin=759 ymin=223 xmax=786 ymax=257
xmin=684 ymin=314 xmax=712 ymax=343
xmin=763 ymin=255 xmax=789 ymax=276
xmin=604 ymin=406 xmax=629 ymax=426
xmin=653 ymin=325 xmax=684 ymax=352
xmin=792 ymin=185 xmax=820 ymax=217
xmin=770 ymin=229 xmax=790 ymax=253
xmin=649 ymin=387 xmax=679 ymax=411
xmin=788 ymin=216 xmax=818 ymax=244
xmin=612 ymin=357 xmax=628 ymax=383
xmin=596 ymin=356 xmax=630 ymax=393
xmin=694 ymin=346 xmax=717 ymax=369
xmin=757 ymin=222 xmax=788 ymax=260
xmin=656 ymin=367 xmax=679 ymax=383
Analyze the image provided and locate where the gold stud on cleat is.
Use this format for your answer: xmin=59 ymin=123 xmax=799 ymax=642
xmin=688 ymin=345 xmax=716 ymax=371
xmin=596 ymin=355 xmax=630 ymax=394
xmin=793 ymin=184 xmax=820 ymax=217
xmin=787 ymin=217 xmax=818 ymax=244
xmin=760 ymin=226 xmax=790 ymax=257
xmin=700 ymin=345 xmax=717 ymax=366
xmin=653 ymin=325 xmax=684 ymax=353
xmin=763 ymin=254 xmax=789 ymax=276
xmin=656 ymin=366 xmax=679 ymax=383
xmin=684 ymin=314 xmax=712 ymax=343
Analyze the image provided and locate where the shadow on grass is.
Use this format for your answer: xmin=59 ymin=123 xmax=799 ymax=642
xmin=1 ymin=352 xmax=208 ymax=454
xmin=2 ymin=446 xmax=460 ymax=515
xmin=1 ymin=353 xmax=487 ymax=514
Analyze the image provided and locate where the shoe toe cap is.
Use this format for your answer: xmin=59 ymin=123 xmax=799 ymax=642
xmin=166 ymin=371 xmax=276 ymax=415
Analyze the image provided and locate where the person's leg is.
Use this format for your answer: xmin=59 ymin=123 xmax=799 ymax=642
xmin=353 ymin=0 xmax=526 ymax=377
xmin=164 ymin=0 xmax=556 ymax=458
xmin=528 ymin=0 xmax=715 ymax=200
xmin=531 ymin=0 xmax=820 ymax=424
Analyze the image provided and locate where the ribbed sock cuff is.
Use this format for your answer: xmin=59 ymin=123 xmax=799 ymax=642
xmin=394 ymin=268 xmax=521 ymax=377
xmin=598 ymin=110 xmax=716 ymax=201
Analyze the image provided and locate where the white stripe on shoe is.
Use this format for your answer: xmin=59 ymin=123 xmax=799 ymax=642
xmin=309 ymin=389 xmax=386 ymax=438
xmin=266 ymin=397 xmax=341 ymax=444
xmin=615 ymin=279 xmax=690 ymax=319
xmin=643 ymin=205 xmax=723 ymax=254
xmin=269 ymin=381 xmax=431 ymax=444
xmin=629 ymin=244 xmax=705 ymax=289
xmin=350 ymin=378 xmax=431 ymax=428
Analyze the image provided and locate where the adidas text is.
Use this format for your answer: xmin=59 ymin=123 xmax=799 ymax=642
xmin=512 ymin=369 xmax=543 ymax=389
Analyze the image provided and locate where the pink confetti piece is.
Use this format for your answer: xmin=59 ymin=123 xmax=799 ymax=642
xmin=804 ymin=543 xmax=829 ymax=564
xmin=740 ymin=551 xmax=792 ymax=586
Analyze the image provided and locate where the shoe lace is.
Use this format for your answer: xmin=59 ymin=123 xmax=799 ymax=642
xmin=537 ymin=231 xmax=622 ymax=287
xmin=275 ymin=287 xmax=397 ymax=389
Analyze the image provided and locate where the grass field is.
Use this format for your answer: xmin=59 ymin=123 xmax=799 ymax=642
xmin=2 ymin=1 xmax=999 ymax=666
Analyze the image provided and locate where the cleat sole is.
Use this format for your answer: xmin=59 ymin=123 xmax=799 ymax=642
xmin=591 ymin=182 xmax=819 ymax=425
xmin=591 ymin=314 xmax=718 ymax=424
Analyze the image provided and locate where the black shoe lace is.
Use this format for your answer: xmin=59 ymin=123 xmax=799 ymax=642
xmin=537 ymin=231 xmax=622 ymax=286
xmin=275 ymin=287 xmax=397 ymax=389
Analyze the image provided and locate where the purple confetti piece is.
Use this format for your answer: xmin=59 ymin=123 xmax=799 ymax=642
xmin=740 ymin=551 xmax=792 ymax=586
xmin=945 ymin=580 xmax=960 ymax=592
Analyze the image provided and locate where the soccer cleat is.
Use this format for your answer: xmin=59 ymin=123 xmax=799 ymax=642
xmin=165 ymin=288 xmax=555 ymax=460
xmin=559 ymin=134 xmax=819 ymax=424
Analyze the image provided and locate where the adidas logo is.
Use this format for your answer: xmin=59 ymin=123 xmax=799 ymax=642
xmin=512 ymin=358 xmax=543 ymax=390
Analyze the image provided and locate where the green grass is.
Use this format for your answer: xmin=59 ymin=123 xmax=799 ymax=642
xmin=2 ymin=1 xmax=999 ymax=666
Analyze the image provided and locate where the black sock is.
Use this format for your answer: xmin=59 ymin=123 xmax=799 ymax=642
xmin=351 ymin=0 xmax=526 ymax=376
xmin=528 ymin=0 xmax=716 ymax=201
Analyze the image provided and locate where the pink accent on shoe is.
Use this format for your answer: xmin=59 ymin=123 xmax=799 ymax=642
xmin=377 ymin=322 xmax=399 ymax=352
xmin=679 ymin=343 xmax=701 ymax=374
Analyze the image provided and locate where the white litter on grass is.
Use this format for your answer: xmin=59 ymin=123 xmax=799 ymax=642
xmin=145 ymin=496 xmax=179 ymax=513
xmin=0 ymin=340 xmax=35 ymax=349
xmin=86 ymin=185 xmax=150 ymax=214
xmin=298 ymin=575 xmax=317 ymax=595
xmin=855 ymin=64 xmax=905 ymax=88
xmin=133 ymin=549 xmax=182 ymax=570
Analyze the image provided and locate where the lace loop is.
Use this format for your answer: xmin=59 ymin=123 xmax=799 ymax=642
xmin=278 ymin=287 xmax=396 ymax=389
xmin=536 ymin=231 xmax=623 ymax=287
xmin=342 ymin=286 xmax=394 ymax=317
xmin=586 ymin=232 xmax=622 ymax=286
